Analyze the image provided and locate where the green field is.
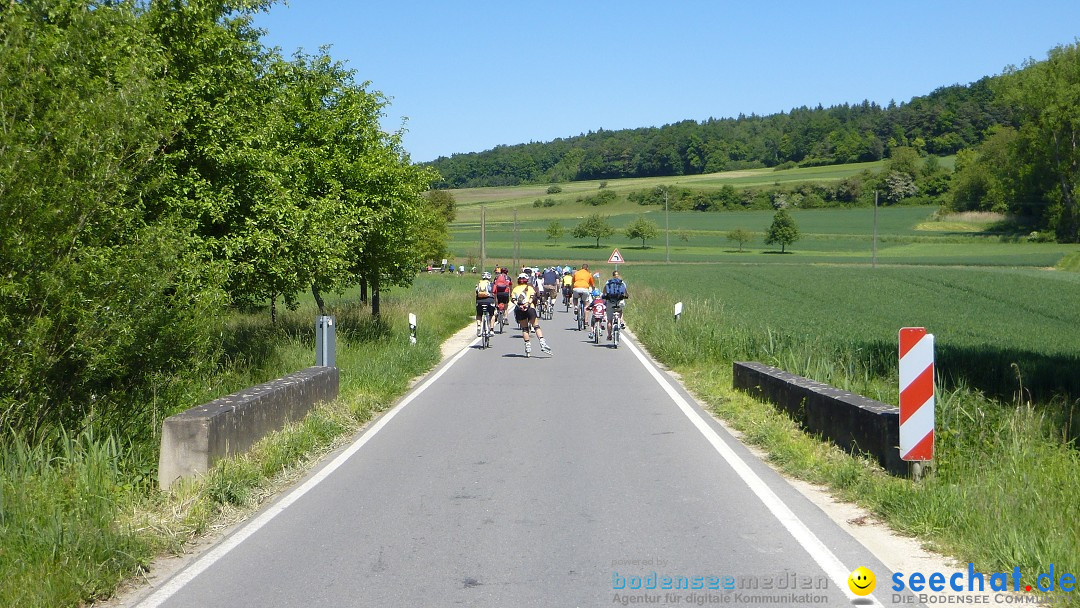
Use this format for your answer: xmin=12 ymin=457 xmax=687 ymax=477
xmin=625 ymin=264 xmax=1080 ymax=407
xmin=449 ymin=206 xmax=1076 ymax=268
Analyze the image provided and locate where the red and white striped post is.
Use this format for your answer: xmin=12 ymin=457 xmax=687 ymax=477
xmin=899 ymin=327 xmax=935 ymax=463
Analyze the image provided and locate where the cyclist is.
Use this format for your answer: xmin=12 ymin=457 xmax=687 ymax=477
xmin=601 ymin=269 xmax=629 ymax=341
xmin=572 ymin=264 xmax=595 ymax=328
xmin=542 ymin=266 xmax=559 ymax=310
xmin=560 ymin=268 xmax=573 ymax=308
xmin=492 ymin=267 xmax=512 ymax=325
xmin=532 ymin=269 xmax=546 ymax=313
xmin=585 ymin=288 xmax=606 ymax=341
xmin=510 ymin=273 xmax=552 ymax=356
xmin=474 ymin=271 xmax=496 ymax=337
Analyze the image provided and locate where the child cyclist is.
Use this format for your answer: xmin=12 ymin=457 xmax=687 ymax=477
xmin=586 ymin=288 xmax=606 ymax=341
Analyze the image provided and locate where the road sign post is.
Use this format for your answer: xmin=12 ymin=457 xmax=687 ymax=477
xmin=899 ymin=327 xmax=934 ymax=470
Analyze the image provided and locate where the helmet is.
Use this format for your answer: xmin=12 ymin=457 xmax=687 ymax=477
xmin=481 ymin=271 xmax=491 ymax=280
xmin=517 ymin=273 xmax=528 ymax=284
xmin=592 ymin=288 xmax=601 ymax=298
xmin=563 ymin=266 xmax=571 ymax=273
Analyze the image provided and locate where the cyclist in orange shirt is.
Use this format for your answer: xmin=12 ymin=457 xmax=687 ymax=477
xmin=571 ymin=263 xmax=595 ymax=329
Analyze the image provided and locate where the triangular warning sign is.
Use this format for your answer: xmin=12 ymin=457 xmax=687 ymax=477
xmin=607 ymin=249 xmax=624 ymax=264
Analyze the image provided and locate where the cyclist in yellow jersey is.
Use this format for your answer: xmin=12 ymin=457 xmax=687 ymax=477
xmin=510 ymin=273 xmax=551 ymax=357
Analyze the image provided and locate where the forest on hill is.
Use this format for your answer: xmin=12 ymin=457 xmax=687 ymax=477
xmin=426 ymin=78 xmax=1009 ymax=188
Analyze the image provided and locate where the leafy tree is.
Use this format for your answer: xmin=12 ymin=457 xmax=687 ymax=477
xmin=948 ymin=128 xmax=1018 ymax=213
xmin=678 ymin=229 xmax=692 ymax=242
xmin=546 ymin=221 xmax=565 ymax=244
xmin=998 ymin=43 xmax=1080 ymax=241
xmin=764 ymin=209 xmax=800 ymax=253
xmin=726 ymin=228 xmax=753 ymax=252
xmin=546 ymin=184 xmax=563 ymax=194
xmin=625 ymin=216 xmax=659 ymax=248
xmin=425 ymin=189 xmax=457 ymax=223
xmin=572 ymin=213 xmax=615 ymax=248
xmin=0 ymin=0 xmax=224 ymax=434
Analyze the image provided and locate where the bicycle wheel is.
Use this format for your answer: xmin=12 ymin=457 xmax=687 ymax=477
xmin=497 ymin=310 xmax=505 ymax=334
xmin=482 ymin=314 xmax=490 ymax=349
xmin=612 ymin=314 xmax=620 ymax=348
xmin=577 ymin=301 xmax=585 ymax=331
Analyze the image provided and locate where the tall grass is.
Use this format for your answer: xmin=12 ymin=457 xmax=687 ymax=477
xmin=627 ymin=274 xmax=1080 ymax=605
xmin=0 ymin=274 xmax=472 ymax=607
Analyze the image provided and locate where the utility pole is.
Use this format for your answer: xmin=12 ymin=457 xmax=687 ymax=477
xmin=480 ymin=205 xmax=486 ymax=273
xmin=513 ymin=208 xmax=519 ymax=272
xmin=664 ymin=187 xmax=670 ymax=263
xmin=873 ymin=190 xmax=879 ymax=269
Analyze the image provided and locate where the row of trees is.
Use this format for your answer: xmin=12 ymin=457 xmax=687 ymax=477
xmin=551 ymin=209 xmax=800 ymax=252
xmin=0 ymin=0 xmax=446 ymax=437
xmin=428 ymin=79 xmax=1007 ymax=188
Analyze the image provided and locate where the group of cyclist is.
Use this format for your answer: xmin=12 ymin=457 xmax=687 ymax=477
xmin=473 ymin=262 xmax=629 ymax=356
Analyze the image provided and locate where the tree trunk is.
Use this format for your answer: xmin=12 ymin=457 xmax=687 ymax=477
xmin=359 ymin=278 xmax=367 ymax=303
xmin=312 ymin=284 xmax=326 ymax=316
xmin=270 ymin=293 xmax=277 ymax=325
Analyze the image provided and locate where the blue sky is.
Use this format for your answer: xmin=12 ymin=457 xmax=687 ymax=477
xmin=254 ymin=1 xmax=1080 ymax=163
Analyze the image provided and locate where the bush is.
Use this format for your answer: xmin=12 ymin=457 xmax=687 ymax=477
xmin=582 ymin=190 xmax=618 ymax=206
xmin=546 ymin=184 xmax=562 ymax=194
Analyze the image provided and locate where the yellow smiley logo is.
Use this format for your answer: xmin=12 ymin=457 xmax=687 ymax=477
xmin=848 ymin=566 xmax=876 ymax=596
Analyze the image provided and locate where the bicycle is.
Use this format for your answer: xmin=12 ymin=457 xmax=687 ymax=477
xmin=576 ymin=297 xmax=586 ymax=331
xmin=610 ymin=303 xmax=623 ymax=348
xmin=480 ymin=305 xmax=493 ymax=349
xmin=544 ymin=294 xmax=554 ymax=320
xmin=562 ymin=287 xmax=572 ymax=312
xmin=496 ymin=302 xmax=506 ymax=334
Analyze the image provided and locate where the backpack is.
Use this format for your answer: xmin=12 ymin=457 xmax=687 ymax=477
xmin=476 ymin=279 xmax=492 ymax=299
xmin=604 ymin=278 xmax=626 ymax=299
xmin=493 ymin=274 xmax=511 ymax=294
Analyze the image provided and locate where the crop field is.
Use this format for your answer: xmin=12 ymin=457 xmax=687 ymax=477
xmin=625 ymin=263 xmax=1080 ymax=411
xmin=449 ymin=206 xmax=1076 ymax=268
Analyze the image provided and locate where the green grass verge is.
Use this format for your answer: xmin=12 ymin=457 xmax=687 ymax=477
xmin=0 ymin=274 xmax=472 ymax=607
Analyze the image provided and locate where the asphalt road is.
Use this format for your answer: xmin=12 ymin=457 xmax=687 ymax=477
xmin=138 ymin=305 xmax=923 ymax=608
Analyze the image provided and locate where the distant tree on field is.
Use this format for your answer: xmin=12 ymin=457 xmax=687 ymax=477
xmin=546 ymin=220 xmax=565 ymax=244
xmin=572 ymin=213 xmax=614 ymax=248
xmin=726 ymin=228 xmax=752 ymax=252
xmin=425 ymin=189 xmax=457 ymax=223
xmin=547 ymin=184 xmax=562 ymax=194
xmin=678 ymin=229 xmax=691 ymax=242
xmin=765 ymin=209 xmax=800 ymax=253
xmin=625 ymin=216 xmax=659 ymax=248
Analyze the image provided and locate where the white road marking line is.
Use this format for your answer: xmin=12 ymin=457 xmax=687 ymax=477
xmin=623 ymin=337 xmax=883 ymax=607
xmin=136 ymin=337 xmax=482 ymax=608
